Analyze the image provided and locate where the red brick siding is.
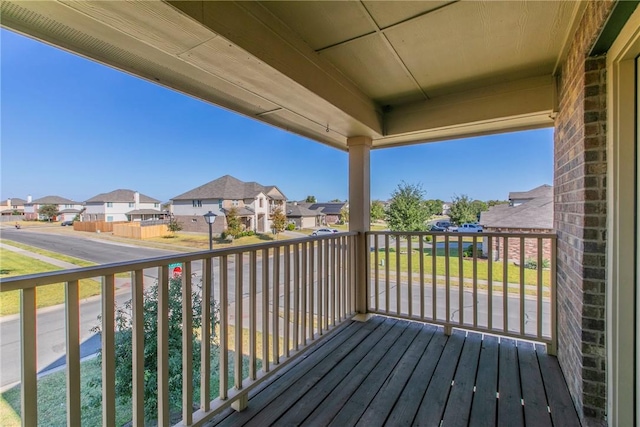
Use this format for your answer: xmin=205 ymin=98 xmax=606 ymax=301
xmin=173 ymin=215 xmax=227 ymax=234
xmin=484 ymin=228 xmax=552 ymax=262
xmin=553 ymin=1 xmax=613 ymax=424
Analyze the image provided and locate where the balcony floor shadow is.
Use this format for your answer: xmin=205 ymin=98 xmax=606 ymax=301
xmin=207 ymin=316 xmax=579 ymax=427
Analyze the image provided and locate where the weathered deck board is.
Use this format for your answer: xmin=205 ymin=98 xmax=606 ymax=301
xmin=498 ymin=338 xmax=525 ymax=426
xmin=441 ymin=332 xmax=483 ymax=426
xmin=469 ymin=334 xmax=499 ymax=427
xmin=327 ymin=322 xmax=434 ymax=427
xmin=536 ymin=344 xmax=581 ymax=427
xmin=207 ymin=317 xmax=580 ymax=427
xmin=518 ymin=342 xmax=553 ymax=427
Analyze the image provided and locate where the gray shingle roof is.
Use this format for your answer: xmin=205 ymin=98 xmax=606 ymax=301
xmin=126 ymin=209 xmax=164 ymax=215
xmin=508 ymin=184 xmax=552 ymax=201
xmin=308 ymin=202 xmax=347 ymax=215
xmin=1 ymin=198 xmax=27 ymax=205
xmin=286 ymin=204 xmax=322 ymax=217
xmin=58 ymin=208 xmax=82 ymax=214
xmin=171 ymin=175 xmax=286 ymax=201
xmin=85 ymin=189 xmax=160 ymax=203
xmin=29 ymin=195 xmax=80 ymax=205
xmin=480 ymin=194 xmax=553 ymax=230
xmin=222 ymin=207 xmax=255 ymax=216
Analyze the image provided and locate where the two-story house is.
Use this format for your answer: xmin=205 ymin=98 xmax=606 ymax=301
xmin=23 ymin=195 xmax=83 ymax=221
xmin=171 ymin=175 xmax=287 ymax=234
xmin=0 ymin=197 xmax=26 ymax=217
xmin=83 ymin=189 xmax=162 ymax=222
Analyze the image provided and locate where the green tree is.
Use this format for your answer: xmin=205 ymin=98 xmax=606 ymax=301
xmin=370 ymin=200 xmax=385 ymax=222
xmin=225 ymin=207 xmax=242 ymax=238
xmin=89 ymin=276 xmax=216 ymax=421
xmin=167 ymin=217 xmax=182 ymax=234
xmin=487 ymin=199 xmax=509 ymax=207
xmin=448 ymin=194 xmax=478 ymax=225
xmin=329 ymin=198 xmax=343 ymax=202
xmin=385 ymin=182 xmax=429 ymax=232
xmin=340 ymin=205 xmax=349 ymax=224
xmin=471 ymin=200 xmax=488 ymax=218
xmin=271 ymin=208 xmax=287 ymax=239
xmin=305 ymin=195 xmax=317 ymax=203
xmin=424 ymin=199 xmax=444 ymax=217
xmin=38 ymin=204 xmax=59 ymax=221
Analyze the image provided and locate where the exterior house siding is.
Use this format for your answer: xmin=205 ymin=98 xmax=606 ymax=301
xmin=553 ymin=1 xmax=613 ymax=424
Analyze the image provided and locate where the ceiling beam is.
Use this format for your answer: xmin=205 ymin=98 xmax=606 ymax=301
xmin=375 ymin=75 xmax=555 ymax=147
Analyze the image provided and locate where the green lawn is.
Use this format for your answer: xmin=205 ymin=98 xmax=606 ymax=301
xmin=372 ymin=248 xmax=550 ymax=287
xmin=0 ymin=249 xmax=101 ymax=316
xmin=147 ymin=232 xmax=298 ymax=249
xmin=0 ymin=348 xmax=259 ymax=426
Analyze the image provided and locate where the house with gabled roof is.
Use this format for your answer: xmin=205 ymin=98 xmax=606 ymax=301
xmin=286 ymin=202 xmax=325 ymax=229
xmin=24 ymin=195 xmax=84 ymax=221
xmin=84 ymin=189 xmax=162 ymax=222
xmin=480 ymin=185 xmax=554 ymax=262
xmin=306 ymin=202 xmax=348 ymax=224
xmin=170 ymin=175 xmax=287 ymax=234
xmin=0 ymin=197 xmax=27 ymax=217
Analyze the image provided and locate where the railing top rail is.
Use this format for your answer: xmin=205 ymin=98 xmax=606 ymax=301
xmin=365 ymin=230 xmax=557 ymax=239
xmin=0 ymin=232 xmax=357 ymax=292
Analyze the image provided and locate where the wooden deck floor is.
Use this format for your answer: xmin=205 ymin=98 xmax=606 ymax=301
xmin=207 ymin=316 xmax=580 ymax=427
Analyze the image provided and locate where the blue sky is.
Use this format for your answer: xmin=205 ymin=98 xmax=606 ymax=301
xmin=1 ymin=29 xmax=553 ymax=204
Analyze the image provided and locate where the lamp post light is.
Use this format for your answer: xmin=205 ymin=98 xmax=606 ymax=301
xmin=203 ymin=211 xmax=217 ymax=250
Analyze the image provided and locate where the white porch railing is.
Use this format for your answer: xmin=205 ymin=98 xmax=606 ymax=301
xmin=366 ymin=231 xmax=557 ymax=352
xmin=1 ymin=233 xmax=357 ymax=427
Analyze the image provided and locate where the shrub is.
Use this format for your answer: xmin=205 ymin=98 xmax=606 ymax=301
xmin=87 ymin=276 xmax=218 ymax=421
xmin=462 ymin=244 xmax=482 ymax=258
xmin=524 ymin=258 xmax=551 ymax=269
xmin=286 ymin=223 xmax=296 ymax=231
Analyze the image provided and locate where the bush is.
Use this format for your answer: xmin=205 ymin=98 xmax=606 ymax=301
xmin=87 ymin=276 xmax=218 ymax=421
xmin=236 ymin=230 xmax=255 ymax=238
xmin=286 ymin=223 xmax=296 ymax=231
xmin=524 ymin=258 xmax=550 ymax=269
xmin=462 ymin=244 xmax=482 ymax=258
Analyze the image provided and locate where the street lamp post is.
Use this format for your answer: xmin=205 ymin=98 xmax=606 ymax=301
xmin=203 ymin=211 xmax=217 ymax=250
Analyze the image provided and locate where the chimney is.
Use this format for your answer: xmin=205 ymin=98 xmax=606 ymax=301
xmin=6 ymin=198 xmax=11 ymax=207
xmin=134 ymin=191 xmax=140 ymax=207
xmin=27 ymin=195 xmax=32 ymax=203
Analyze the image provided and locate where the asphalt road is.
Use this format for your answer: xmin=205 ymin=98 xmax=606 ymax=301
xmin=0 ymin=228 xmax=177 ymax=263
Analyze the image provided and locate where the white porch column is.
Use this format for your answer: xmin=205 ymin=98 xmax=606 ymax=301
xmin=348 ymin=136 xmax=371 ymax=317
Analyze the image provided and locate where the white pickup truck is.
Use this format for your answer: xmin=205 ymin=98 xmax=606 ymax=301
xmin=452 ymin=223 xmax=483 ymax=232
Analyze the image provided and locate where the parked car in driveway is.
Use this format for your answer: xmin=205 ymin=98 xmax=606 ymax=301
xmin=312 ymin=228 xmax=339 ymax=236
xmin=61 ymin=221 xmax=74 ymax=226
xmin=455 ymin=223 xmax=483 ymax=232
xmin=430 ymin=221 xmax=451 ymax=232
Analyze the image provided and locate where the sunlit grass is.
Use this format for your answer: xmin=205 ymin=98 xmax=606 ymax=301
xmin=0 ymin=249 xmax=101 ymax=316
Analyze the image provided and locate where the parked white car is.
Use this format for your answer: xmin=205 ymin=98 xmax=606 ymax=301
xmin=312 ymin=228 xmax=339 ymax=236
xmin=455 ymin=223 xmax=483 ymax=232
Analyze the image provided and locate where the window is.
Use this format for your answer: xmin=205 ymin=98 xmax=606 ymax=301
xmin=154 ymin=203 xmax=159 ymax=208
xmin=106 ymin=216 xmax=113 ymax=222
xmin=129 ymin=202 xmax=135 ymax=208
xmin=192 ymin=200 xmax=202 ymax=207
xmin=107 ymin=202 xmax=113 ymax=207
xmin=259 ymin=198 xmax=263 ymax=208
xmin=218 ymin=199 xmax=223 ymax=209
xmin=64 ymin=204 xmax=73 ymax=209
xmin=232 ymin=199 xmax=239 ymax=207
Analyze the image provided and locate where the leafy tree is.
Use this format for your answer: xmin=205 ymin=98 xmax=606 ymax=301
xmin=471 ymin=200 xmax=488 ymax=218
xmin=305 ymin=195 xmax=317 ymax=203
xmin=424 ymin=199 xmax=444 ymax=217
xmin=38 ymin=204 xmax=59 ymax=221
xmin=167 ymin=217 xmax=182 ymax=234
xmin=225 ymin=207 xmax=242 ymax=238
xmin=487 ymin=199 xmax=509 ymax=207
xmin=329 ymin=198 xmax=343 ymax=202
xmin=271 ymin=208 xmax=287 ymax=239
xmin=385 ymin=182 xmax=429 ymax=232
xmin=340 ymin=205 xmax=349 ymax=224
xmin=88 ymin=276 xmax=216 ymax=421
xmin=370 ymin=200 xmax=385 ymax=222
xmin=448 ymin=194 xmax=478 ymax=225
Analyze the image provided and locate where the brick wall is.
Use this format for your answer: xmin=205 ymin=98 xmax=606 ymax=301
xmin=553 ymin=1 xmax=613 ymax=425
xmin=483 ymin=228 xmax=553 ymax=262
xmin=173 ymin=214 xmax=227 ymax=234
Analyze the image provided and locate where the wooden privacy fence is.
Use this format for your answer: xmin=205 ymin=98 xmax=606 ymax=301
xmin=113 ymin=222 xmax=170 ymax=239
xmin=73 ymin=221 xmax=127 ymax=232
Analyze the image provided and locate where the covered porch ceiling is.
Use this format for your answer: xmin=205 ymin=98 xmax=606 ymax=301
xmin=0 ymin=1 xmax=585 ymax=150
